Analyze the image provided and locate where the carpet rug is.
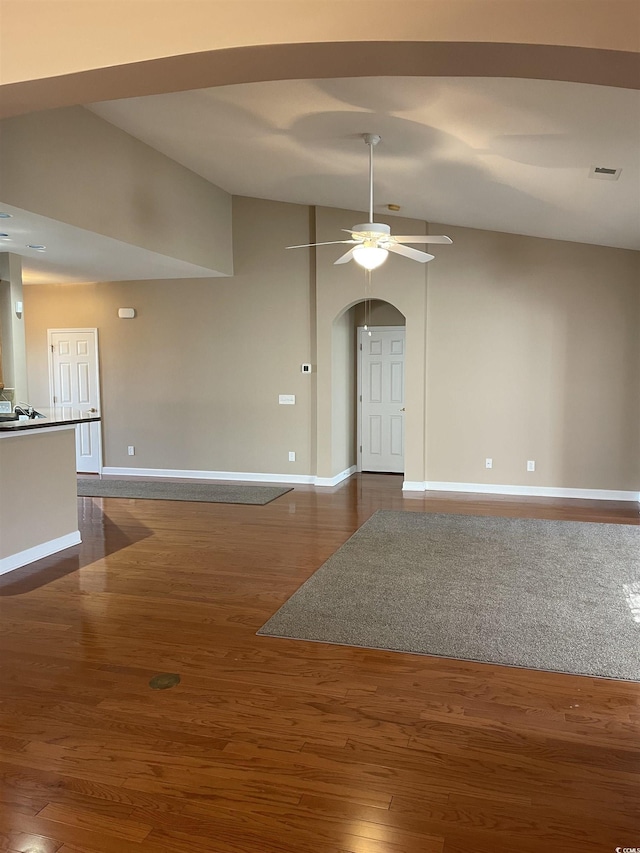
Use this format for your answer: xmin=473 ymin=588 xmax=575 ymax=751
xmin=258 ymin=510 xmax=640 ymax=680
xmin=78 ymin=478 xmax=293 ymax=505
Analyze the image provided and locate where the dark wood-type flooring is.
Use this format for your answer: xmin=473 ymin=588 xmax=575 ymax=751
xmin=1 ymin=474 xmax=639 ymax=852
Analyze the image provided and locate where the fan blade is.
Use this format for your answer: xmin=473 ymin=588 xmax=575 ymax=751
xmin=287 ymin=240 xmax=356 ymax=249
xmin=388 ymin=244 xmax=435 ymax=263
xmin=334 ymin=248 xmax=357 ymax=265
xmin=392 ymin=235 xmax=453 ymax=244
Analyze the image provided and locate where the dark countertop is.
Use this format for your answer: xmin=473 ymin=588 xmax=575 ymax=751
xmin=0 ymin=408 xmax=101 ymax=433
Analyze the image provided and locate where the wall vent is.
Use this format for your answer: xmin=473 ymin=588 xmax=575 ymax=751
xmin=589 ymin=166 xmax=622 ymax=181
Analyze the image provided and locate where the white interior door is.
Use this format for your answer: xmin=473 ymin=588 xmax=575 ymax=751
xmin=49 ymin=329 xmax=102 ymax=474
xmin=359 ymin=326 xmax=405 ymax=473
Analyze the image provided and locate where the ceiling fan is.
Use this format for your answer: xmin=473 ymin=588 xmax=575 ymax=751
xmin=287 ymin=133 xmax=452 ymax=270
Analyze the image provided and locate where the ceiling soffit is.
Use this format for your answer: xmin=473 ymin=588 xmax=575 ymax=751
xmin=1 ymin=41 xmax=638 ymax=121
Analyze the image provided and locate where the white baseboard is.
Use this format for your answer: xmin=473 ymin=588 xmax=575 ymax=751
xmin=101 ymin=465 xmax=357 ymax=487
xmin=314 ymin=466 xmax=357 ymax=487
xmin=402 ymin=480 xmax=426 ymax=492
xmin=403 ymin=480 xmax=640 ymax=502
xmin=0 ymin=530 xmax=82 ymax=575
xmin=102 ymin=466 xmax=315 ymax=485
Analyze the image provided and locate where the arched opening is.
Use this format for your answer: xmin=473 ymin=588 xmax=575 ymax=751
xmin=355 ymin=301 xmax=407 ymax=475
xmin=330 ymin=298 xmax=406 ymax=484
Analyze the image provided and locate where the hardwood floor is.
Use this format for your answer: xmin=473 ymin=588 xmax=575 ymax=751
xmin=1 ymin=474 xmax=638 ymax=853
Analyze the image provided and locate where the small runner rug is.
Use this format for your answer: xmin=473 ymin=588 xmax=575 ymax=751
xmin=258 ymin=510 xmax=640 ymax=680
xmin=78 ymin=478 xmax=292 ymax=505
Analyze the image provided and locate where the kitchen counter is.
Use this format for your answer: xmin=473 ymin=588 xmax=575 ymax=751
xmin=0 ymin=411 xmax=102 ymax=574
xmin=0 ymin=407 xmax=100 ymax=434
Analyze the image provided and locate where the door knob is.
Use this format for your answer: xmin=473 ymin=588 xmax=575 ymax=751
xmin=400 ymin=407 xmax=405 ymax=412
xmin=88 ymin=407 xmax=97 ymax=413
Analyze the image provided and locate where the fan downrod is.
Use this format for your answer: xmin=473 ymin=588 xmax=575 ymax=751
xmin=285 ymin=131 xmax=451 ymax=267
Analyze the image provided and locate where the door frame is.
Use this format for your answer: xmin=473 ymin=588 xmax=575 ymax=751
xmin=357 ymin=325 xmax=406 ymax=474
xmin=47 ymin=327 xmax=103 ymax=474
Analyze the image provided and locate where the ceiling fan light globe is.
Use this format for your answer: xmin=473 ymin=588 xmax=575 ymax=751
xmin=352 ymin=246 xmax=388 ymax=270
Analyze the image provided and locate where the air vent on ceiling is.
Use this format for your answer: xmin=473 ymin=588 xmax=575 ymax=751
xmin=589 ymin=166 xmax=622 ymax=181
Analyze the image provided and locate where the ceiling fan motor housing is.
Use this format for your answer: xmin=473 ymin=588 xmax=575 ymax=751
xmin=286 ymin=133 xmax=450 ymax=265
xmin=351 ymin=222 xmax=391 ymax=242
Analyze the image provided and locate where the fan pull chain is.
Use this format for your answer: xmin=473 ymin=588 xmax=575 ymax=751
xmin=364 ymin=269 xmax=372 ymax=335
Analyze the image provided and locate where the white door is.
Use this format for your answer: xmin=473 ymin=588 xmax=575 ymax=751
xmin=49 ymin=329 xmax=102 ymax=473
xmin=359 ymin=326 xmax=405 ymax=473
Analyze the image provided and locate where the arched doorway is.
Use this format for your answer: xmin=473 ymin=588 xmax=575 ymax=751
xmin=355 ymin=301 xmax=407 ymax=474
xmin=321 ymin=297 xmax=412 ymax=486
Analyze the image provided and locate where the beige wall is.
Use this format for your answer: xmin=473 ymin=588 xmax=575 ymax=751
xmin=426 ymin=225 xmax=640 ymax=489
xmin=0 ymin=107 xmax=233 ymax=275
xmin=354 ymin=300 xmax=406 ymax=327
xmin=23 ymin=197 xmax=640 ymax=491
xmin=0 ymin=252 xmax=27 ymax=401
xmin=25 ymin=197 xmax=313 ymax=474
xmin=0 ymin=279 xmax=13 ymax=390
xmin=1 ymin=1 xmax=635 ymax=86
xmin=331 ymin=308 xmax=356 ymax=475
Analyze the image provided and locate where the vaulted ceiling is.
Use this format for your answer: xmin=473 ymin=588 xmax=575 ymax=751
xmin=89 ymin=75 xmax=640 ymax=251
xmin=1 ymin=1 xmax=638 ymax=284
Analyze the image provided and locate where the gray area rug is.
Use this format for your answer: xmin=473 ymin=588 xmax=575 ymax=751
xmin=78 ymin=478 xmax=292 ymax=505
xmin=258 ymin=510 xmax=640 ymax=680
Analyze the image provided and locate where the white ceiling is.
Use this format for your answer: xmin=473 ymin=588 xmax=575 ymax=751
xmin=88 ymin=76 xmax=640 ymax=251
xmin=0 ymin=204 xmax=227 ymax=285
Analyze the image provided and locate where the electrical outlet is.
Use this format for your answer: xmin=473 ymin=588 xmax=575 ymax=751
xmin=485 ymin=458 xmax=492 ymax=469
xmin=288 ymin=451 xmax=296 ymax=462
xmin=0 ymin=401 xmax=11 ymax=414
xmin=527 ymin=460 xmax=535 ymax=472
xmin=128 ymin=446 xmax=135 ymax=456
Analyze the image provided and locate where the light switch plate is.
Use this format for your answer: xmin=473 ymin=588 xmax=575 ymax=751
xmin=0 ymin=401 xmax=12 ymax=413
xmin=279 ymin=394 xmax=295 ymax=405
